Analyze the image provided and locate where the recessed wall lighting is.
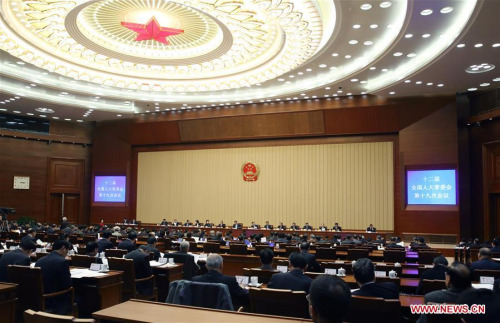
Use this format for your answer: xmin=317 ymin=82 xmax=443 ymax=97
xmin=361 ymin=4 xmax=372 ymax=10
xmin=421 ymin=9 xmax=433 ymax=16
xmin=440 ymin=7 xmax=453 ymax=14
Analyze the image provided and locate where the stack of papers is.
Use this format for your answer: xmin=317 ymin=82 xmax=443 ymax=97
xmin=70 ymin=268 xmax=107 ymax=278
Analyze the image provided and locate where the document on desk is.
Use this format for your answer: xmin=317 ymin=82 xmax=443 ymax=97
xmin=71 ymin=268 xmax=107 ymax=278
xmin=149 ymin=261 xmax=165 ymax=267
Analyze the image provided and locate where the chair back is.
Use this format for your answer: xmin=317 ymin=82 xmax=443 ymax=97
xmin=157 ymin=238 xmax=171 ymax=252
xmin=203 ymin=242 xmax=220 ymax=254
xmin=68 ymin=235 xmax=79 ymax=245
xmin=8 ymin=265 xmax=45 ymax=311
xmin=375 ymin=277 xmax=401 ymax=290
xmin=285 ymin=245 xmax=299 ymax=257
xmin=46 ymin=234 xmax=59 ymax=243
xmin=345 ymin=295 xmax=401 ymax=322
xmin=36 ymin=252 xmax=49 ymax=260
xmin=334 ymin=245 xmax=351 ymax=252
xmin=242 ymin=268 xmax=280 ymax=284
xmin=6 ymin=241 xmax=19 ymax=249
xmin=104 ymin=249 xmax=127 ymax=258
xmin=76 ymin=246 xmax=86 ymax=255
xmin=418 ymin=251 xmax=441 ymax=264
xmin=383 ymin=250 xmax=406 ymax=263
xmin=166 ymin=280 xmax=233 ymax=310
xmin=347 ymin=249 xmax=369 ymax=260
xmin=7 ymin=232 xmax=20 ymax=240
xmin=229 ymin=243 xmax=248 ymax=255
xmin=420 ymin=279 xmax=447 ymax=295
xmin=71 ymin=255 xmax=96 ymax=268
xmin=254 ymin=244 xmax=270 ymax=256
xmin=315 ymin=248 xmax=336 ymax=260
xmin=472 ymin=269 xmax=500 ymax=282
xmin=107 ymin=257 xmax=136 ymax=301
xmin=188 ymin=241 xmax=198 ymax=252
xmin=248 ymin=287 xmax=309 ymax=318
xmin=82 ymin=235 xmax=97 ymax=245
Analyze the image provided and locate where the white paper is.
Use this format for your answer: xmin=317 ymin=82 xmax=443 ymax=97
xmin=70 ymin=268 xmax=107 ymax=278
xmin=149 ymin=261 xmax=164 ymax=267
xmin=335 ymin=261 xmax=344 ymax=264
xmin=260 ymin=237 xmax=267 ymax=243
xmin=277 ymin=265 xmax=288 ymax=273
xmin=472 ymin=283 xmax=494 ymax=290
xmin=325 ymin=268 xmax=337 ymax=275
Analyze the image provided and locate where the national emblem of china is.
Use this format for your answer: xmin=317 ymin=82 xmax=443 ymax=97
xmin=242 ymin=161 xmax=260 ymax=182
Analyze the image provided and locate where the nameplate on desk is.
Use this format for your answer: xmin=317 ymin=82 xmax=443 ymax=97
xmin=158 ymin=257 xmax=168 ymax=264
xmin=374 ymin=271 xmax=386 ymax=277
xmin=277 ymin=266 xmax=288 ymax=273
xmin=90 ymin=263 xmax=104 ymax=271
xmin=325 ymin=268 xmax=337 ymax=275
xmin=480 ymin=276 xmax=494 ymax=284
xmin=335 ymin=261 xmax=344 ymax=264
xmin=236 ymin=276 xmax=249 ymax=285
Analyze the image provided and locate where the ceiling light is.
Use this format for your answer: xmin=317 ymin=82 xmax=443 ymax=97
xmin=393 ymin=52 xmax=403 ymax=56
xmin=370 ymin=67 xmax=376 ymax=70
xmin=364 ymin=41 xmax=373 ymax=46
xmin=39 ymin=115 xmax=47 ymax=118
xmin=389 ymin=92 xmax=395 ymax=95
xmin=493 ymin=78 xmax=500 ymax=82
xmin=35 ymin=107 xmax=54 ymax=113
xmin=13 ymin=111 xmax=21 ymax=113
xmin=64 ymin=118 xmax=71 ymax=121
xmin=345 ymin=55 xmax=352 ymax=59
xmin=360 ymin=80 xmax=367 ymax=84
xmin=404 ymin=80 xmax=411 ymax=83
xmin=380 ymin=2 xmax=392 ymax=8
xmin=465 ymin=63 xmax=495 ymax=73
xmin=297 ymin=72 xmax=304 ymax=75
xmin=332 ymin=53 xmax=339 ymax=57
xmin=370 ymin=24 xmax=378 ymax=29
xmin=440 ymin=7 xmax=453 ymax=14
xmin=52 ymin=117 xmax=59 ymax=119
xmin=416 ymin=81 xmax=422 ymax=84
xmin=353 ymin=24 xmax=361 ymax=29
xmin=437 ymin=84 xmax=444 ymax=87
xmin=277 ymin=78 xmax=285 ymax=81
xmin=468 ymin=88 xmax=477 ymax=91
xmin=426 ymin=82 xmax=433 ymax=86
xmin=77 ymin=120 xmax=83 ymax=123
xmin=349 ymin=40 xmax=359 ymax=45
xmin=382 ymin=69 xmax=388 ymax=72
xmin=16 ymin=61 xmax=25 ymax=65
xmin=421 ymin=9 xmax=433 ymax=16
xmin=351 ymin=79 xmax=358 ymax=82
xmin=407 ymin=53 xmax=417 ymax=57
xmin=492 ymin=43 xmax=500 ymax=48
xmin=405 ymin=34 xmax=413 ymax=38
xmin=422 ymin=34 xmax=431 ymax=38
xmin=457 ymin=44 xmax=465 ymax=48
xmin=117 ymin=114 xmax=122 ymax=117
xmin=319 ymin=64 xmax=327 ymax=68
xmin=306 ymin=69 xmax=312 ymax=72
xmin=480 ymin=83 xmax=490 ymax=87
xmin=360 ymin=4 xmax=372 ymax=10
xmin=474 ymin=43 xmax=483 ymax=48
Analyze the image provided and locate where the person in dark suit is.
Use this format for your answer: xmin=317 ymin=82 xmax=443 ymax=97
xmin=416 ymin=255 xmax=448 ymax=294
xmin=192 ymin=254 xmax=249 ymax=308
xmin=60 ymin=217 xmax=69 ymax=230
xmin=123 ymin=218 xmax=128 ymax=224
xmin=456 ymin=288 xmax=500 ymax=323
xmin=0 ymin=239 xmax=36 ymax=282
xmin=352 ymin=258 xmax=399 ymax=299
xmin=289 ymin=222 xmax=299 ymax=230
xmin=232 ymin=221 xmax=241 ymax=229
xmin=35 ymin=240 xmax=73 ymax=314
xmin=85 ymin=241 xmax=103 ymax=264
xmin=277 ymin=222 xmax=286 ymax=230
xmin=318 ymin=223 xmax=328 ymax=231
xmin=130 ymin=219 xmax=137 ymax=225
xmin=21 ymin=228 xmax=37 ymax=244
xmin=256 ymin=248 xmax=274 ymax=270
xmin=117 ymin=232 xmax=137 ymax=252
xmin=303 ymin=222 xmax=313 ymax=230
xmin=249 ymin=222 xmax=259 ymax=229
xmin=268 ymin=252 xmax=313 ymax=293
xmin=172 ymin=219 xmax=180 ymax=226
xmin=217 ymin=220 xmax=226 ymax=228
xmin=160 ymin=219 xmax=168 ymax=226
xmin=386 ymin=237 xmax=405 ymax=249
xmin=184 ymin=219 xmax=192 ymax=226
xmin=470 ymin=248 xmax=500 ymax=271
xmin=366 ymin=224 xmax=376 ymax=232
xmin=204 ymin=220 xmax=212 ymax=228
xmin=125 ymin=245 xmax=154 ymax=295
xmin=169 ymin=241 xmax=200 ymax=278
xmin=332 ymin=223 xmax=342 ymax=232
xmin=300 ymin=242 xmax=321 ymax=272
xmin=424 ymin=262 xmax=472 ymax=304
xmin=143 ymin=237 xmax=161 ymax=261
xmin=490 ymin=238 xmax=500 ymax=252
xmin=309 ymin=275 xmax=351 ymax=323
xmin=97 ymin=230 xmax=114 ymax=253
xmin=263 ymin=221 xmax=273 ymax=230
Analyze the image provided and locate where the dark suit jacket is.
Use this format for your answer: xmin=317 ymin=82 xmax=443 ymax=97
xmin=490 ymin=246 xmax=500 ymax=252
xmin=143 ymin=245 xmax=161 ymax=261
xmin=416 ymin=265 xmax=448 ymax=294
xmin=192 ymin=270 xmax=249 ymax=308
xmin=366 ymin=227 xmax=377 ymax=232
xmin=267 ymin=269 xmax=313 ymax=293
xmin=277 ymin=225 xmax=286 ymax=230
xmin=125 ymin=249 xmax=153 ymax=295
xmin=332 ymin=226 xmax=342 ymax=231
xmin=303 ymin=225 xmax=313 ymax=230
xmin=386 ymin=243 xmax=405 ymax=249
xmin=470 ymin=259 xmax=500 ymax=271
xmin=0 ymin=249 xmax=30 ymax=282
xmin=117 ymin=239 xmax=136 ymax=253
xmin=34 ymin=251 xmax=72 ymax=314
xmin=352 ymin=282 xmax=399 ymax=299
xmin=301 ymin=251 xmax=321 ymax=272
xmin=232 ymin=224 xmax=242 ymax=229
xmin=290 ymin=225 xmax=300 ymax=230
xmin=424 ymin=287 xmax=466 ymax=304
xmin=217 ymin=224 xmax=226 ymax=228
xmin=264 ymin=225 xmax=273 ymax=229
xmin=97 ymin=238 xmax=113 ymax=253
xmin=168 ymin=251 xmax=200 ymax=278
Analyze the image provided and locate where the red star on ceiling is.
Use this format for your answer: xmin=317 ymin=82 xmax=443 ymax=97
xmin=121 ymin=16 xmax=184 ymax=45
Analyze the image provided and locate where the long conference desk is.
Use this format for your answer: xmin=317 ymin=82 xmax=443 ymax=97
xmin=114 ymin=224 xmax=391 ymax=239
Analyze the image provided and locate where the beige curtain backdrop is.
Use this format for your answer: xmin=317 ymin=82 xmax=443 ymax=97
xmin=137 ymin=141 xmax=394 ymax=230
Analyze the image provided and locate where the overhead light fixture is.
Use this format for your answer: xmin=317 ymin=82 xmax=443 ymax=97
xmin=360 ymin=4 xmax=372 ymax=10
xmin=405 ymin=34 xmax=413 ymax=38
xmin=421 ymin=9 xmax=433 ymax=16
xmin=380 ymin=2 xmax=392 ymax=9
xmin=474 ymin=43 xmax=483 ymax=48
xmin=468 ymin=88 xmax=477 ymax=91
xmin=457 ymin=44 xmax=465 ymax=48
xmin=35 ymin=107 xmax=55 ymax=113
xmin=440 ymin=7 xmax=453 ymax=14
xmin=465 ymin=63 xmax=495 ymax=73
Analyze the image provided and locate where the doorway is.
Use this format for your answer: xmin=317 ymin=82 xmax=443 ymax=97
xmin=49 ymin=193 xmax=80 ymax=225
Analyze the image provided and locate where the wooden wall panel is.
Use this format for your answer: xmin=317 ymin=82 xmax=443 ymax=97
xmin=136 ymin=141 xmax=394 ymax=230
xmin=178 ymin=111 xmax=324 ymax=142
xmin=48 ymin=159 xmax=83 ymax=190
xmin=129 ymin=121 xmax=181 ymax=145
xmin=324 ymin=105 xmax=400 ymax=134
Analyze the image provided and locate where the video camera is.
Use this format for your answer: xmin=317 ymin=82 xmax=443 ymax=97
xmin=0 ymin=207 xmax=15 ymax=219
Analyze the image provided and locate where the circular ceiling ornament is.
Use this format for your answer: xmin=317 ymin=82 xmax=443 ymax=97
xmin=1 ymin=0 xmax=330 ymax=90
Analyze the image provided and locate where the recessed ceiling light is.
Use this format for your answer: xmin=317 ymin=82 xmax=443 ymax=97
xmin=381 ymin=68 xmax=388 ymax=72
xmin=332 ymin=53 xmax=338 ymax=57
xmin=416 ymin=81 xmax=422 ymax=84
xmin=493 ymin=78 xmax=500 ymax=82
xmin=319 ymin=64 xmax=327 ymax=68
xmin=422 ymin=34 xmax=431 ymax=38
xmin=493 ymin=43 xmax=500 ymax=48
xmin=52 ymin=117 xmax=59 ymax=120
xmin=387 ymin=24 xmax=394 ymax=28
xmin=369 ymin=67 xmax=376 ymax=70
xmin=13 ymin=111 xmax=21 ymax=114
xmin=345 ymin=55 xmax=352 ymax=59
xmin=480 ymin=83 xmax=490 ymax=87
xmin=389 ymin=92 xmax=395 ymax=95
xmin=364 ymin=41 xmax=373 ymax=46
xmin=349 ymin=40 xmax=358 ymax=45
xmin=404 ymin=80 xmax=411 ymax=83
xmin=407 ymin=53 xmax=417 ymax=57
xmin=64 ymin=118 xmax=71 ymax=121
xmin=277 ymin=78 xmax=285 ymax=81
xmin=437 ymin=84 xmax=444 ymax=87
xmin=353 ymin=24 xmax=361 ymax=29
xmin=325 ymin=87 xmax=331 ymax=90
xmin=77 ymin=120 xmax=83 ymax=123
xmin=393 ymin=52 xmax=403 ymax=56
xmin=465 ymin=63 xmax=495 ymax=73
xmin=440 ymin=7 xmax=453 ymax=14
xmin=289 ymin=75 xmax=294 ymax=78
xmin=35 ymin=107 xmax=54 ymax=113
xmin=117 ymin=114 xmax=122 ymax=117
xmin=370 ymin=24 xmax=378 ymax=29
xmin=380 ymin=2 xmax=392 ymax=8
xmin=457 ymin=44 xmax=465 ymax=48
xmin=26 ymin=113 xmax=34 ymax=116
xmin=297 ymin=72 xmax=304 ymax=75
xmin=360 ymin=4 xmax=372 ymax=10
xmin=421 ymin=9 xmax=433 ymax=16
xmin=474 ymin=43 xmax=483 ymax=48
xmin=351 ymin=79 xmax=359 ymax=82
xmin=468 ymin=88 xmax=477 ymax=91
xmin=360 ymin=80 xmax=367 ymax=84
xmin=16 ymin=61 xmax=25 ymax=65
xmin=60 ymin=92 xmax=68 ymax=95
xmin=426 ymin=82 xmax=433 ymax=86
xmin=405 ymin=34 xmax=413 ymax=38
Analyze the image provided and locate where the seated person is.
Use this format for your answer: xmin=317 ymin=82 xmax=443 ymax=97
xmin=0 ymin=239 xmax=36 ymax=282
xmin=172 ymin=219 xmax=180 ymax=226
xmin=470 ymin=248 xmax=500 ymax=271
xmin=204 ymin=220 xmax=212 ymax=228
xmin=160 ymin=219 xmax=168 ymax=225
xmin=268 ymin=252 xmax=313 ymax=293
xmin=424 ymin=262 xmax=472 ymax=304
xmin=184 ymin=232 xmax=195 ymax=242
xmin=257 ymin=248 xmax=274 ymax=270
xmin=125 ymin=246 xmax=154 ymax=295
xmin=416 ymin=255 xmax=448 ymax=295
xmin=490 ymin=238 xmax=500 ymax=252
xmin=366 ymin=224 xmax=376 ymax=232
xmin=35 ymin=240 xmax=73 ymax=314
xmin=232 ymin=221 xmax=241 ymax=229
xmin=143 ymin=237 xmax=161 ymax=261
xmin=341 ymin=234 xmax=355 ymax=245
xmin=385 ymin=236 xmax=405 ymax=249
xmin=192 ymin=254 xmax=249 ymax=308
xmin=85 ymin=241 xmax=103 ymax=264
xmin=277 ymin=222 xmax=286 ymax=230
xmin=300 ymin=242 xmax=321 ymax=272
xmin=373 ymin=235 xmax=385 ymax=245
xmin=169 ymin=241 xmax=200 ymax=278
xmin=318 ymin=223 xmax=328 ymax=231
xmin=21 ymin=228 xmax=37 ymax=244
xmin=117 ymin=232 xmax=137 ymax=252
xmin=303 ymin=222 xmax=313 ymax=230
xmin=352 ymin=258 xmax=399 ymax=299
xmin=309 ymin=275 xmax=351 ymax=323
xmin=184 ymin=219 xmax=192 ymax=226
xmin=97 ymin=230 xmax=114 ymax=253
xmin=290 ymin=222 xmax=300 ymax=230
xmin=193 ymin=220 xmax=201 ymax=227
xmin=217 ymin=220 xmax=226 ymax=228
xmin=456 ymin=288 xmax=500 ymax=323
xmin=249 ymin=222 xmax=259 ymax=229
xmin=263 ymin=221 xmax=273 ymax=230
xmin=331 ymin=222 xmax=341 ymax=232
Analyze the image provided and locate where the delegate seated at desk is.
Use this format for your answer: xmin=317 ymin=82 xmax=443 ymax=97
xmin=351 ymin=258 xmax=398 ymax=299
xmin=232 ymin=221 xmax=242 ymax=229
xmin=303 ymin=223 xmax=313 ymax=230
xmin=167 ymin=241 xmax=200 ymax=278
xmin=318 ymin=223 xmax=328 ymax=231
xmin=256 ymin=248 xmax=275 ymax=270
xmin=366 ymin=224 xmax=376 ymax=232
xmin=0 ymin=239 xmax=36 ymax=282
xmin=277 ymin=222 xmax=286 ymax=230
xmin=263 ymin=221 xmax=273 ymax=230
xmin=332 ymin=223 xmax=342 ymax=232
xmin=217 ymin=221 xmax=226 ymax=228
xmin=290 ymin=222 xmax=300 ymax=230
xmin=125 ymin=245 xmax=154 ymax=296
xmin=249 ymin=222 xmax=259 ymax=229
xmin=204 ymin=220 xmax=212 ymax=228
xmin=268 ymin=252 xmax=313 ymax=293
